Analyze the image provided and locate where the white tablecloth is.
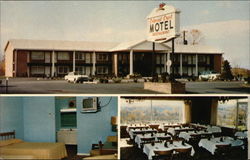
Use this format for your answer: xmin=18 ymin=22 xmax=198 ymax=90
xmin=135 ymin=133 xmax=171 ymax=148
xmin=235 ymin=131 xmax=247 ymax=138
xmin=198 ymin=137 xmax=244 ymax=155
xmin=207 ymin=126 xmax=222 ymax=133
xmin=179 ymin=130 xmax=212 ymax=141
xmin=129 ymin=128 xmax=156 ymax=139
xmin=143 ymin=141 xmax=195 ymax=159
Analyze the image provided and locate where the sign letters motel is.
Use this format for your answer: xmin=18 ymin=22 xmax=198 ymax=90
xmin=147 ymin=4 xmax=181 ymax=43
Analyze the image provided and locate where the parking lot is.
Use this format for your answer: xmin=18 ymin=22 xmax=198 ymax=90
xmin=0 ymin=78 xmax=249 ymax=94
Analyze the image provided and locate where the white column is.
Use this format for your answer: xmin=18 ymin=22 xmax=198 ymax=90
xmin=167 ymin=52 xmax=170 ymax=74
xmin=114 ymin=53 xmax=118 ymax=76
xmin=51 ymin=51 xmax=55 ymax=77
xmin=92 ymin=51 xmax=96 ymax=75
xmin=73 ymin=51 xmax=75 ymax=72
xmin=129 ymin=50 xmax=133 ymax=75
xmin=195 ymin=54 xmax=198 ymax=76
xmin=180 ymin=54 xmax=183 ymax=76
xmin=163 ymin=53 xmax=167 ymax=72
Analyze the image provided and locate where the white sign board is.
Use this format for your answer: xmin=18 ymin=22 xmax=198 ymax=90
xmin=147 ymin=4 xmax=180 ymax=43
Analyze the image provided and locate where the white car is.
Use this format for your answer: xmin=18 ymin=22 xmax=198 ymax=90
xmin=64 ymin=72 xmax=89 ymax=83
xmin=199 ymin=71 xmax=220 ymax=81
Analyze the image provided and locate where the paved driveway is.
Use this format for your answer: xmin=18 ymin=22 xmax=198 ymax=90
xmin=0 ymin=78 xmax=249 ymax=94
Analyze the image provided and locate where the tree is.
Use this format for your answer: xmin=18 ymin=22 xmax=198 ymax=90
xmin=175 ymin=29 xmax=204 ymax=45
xmin=189 ymin=29 xmax=203 ymax=45
xmin=221 ymin=60 xmax=234 ymax=81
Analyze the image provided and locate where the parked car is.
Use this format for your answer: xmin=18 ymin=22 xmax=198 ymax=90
xmin=199 ymin=71 xmax=220 ymax=81
xmin=64 ymin=72 xmax=89 ymax=83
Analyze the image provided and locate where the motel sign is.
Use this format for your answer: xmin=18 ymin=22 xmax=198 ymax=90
xmin=147 ymin=3 xmax=181 ymax=43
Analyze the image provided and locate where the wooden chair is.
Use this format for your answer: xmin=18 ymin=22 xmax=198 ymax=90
xmin=90 ymin=141 xmax=117 ymax=156
xmin=214 ymin=144 xmax=231 ymax=160
xmin=157 ymin=136 xmax=171 ymax=142
xmin=149 ymin=124 xmax=160 ymax=130
xmin=174 ymin=147 xmax=192 ymax=160
xmin=140 ymin=137 xmax=155 ymax=148
xmin=153 ymin=149 xmax=173 ymax=160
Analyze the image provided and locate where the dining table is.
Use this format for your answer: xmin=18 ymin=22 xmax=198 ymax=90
xmin=143 ymin=141 xmax=195 ymax=160
xmin=134 ymin=133 xmax=171 ymax=148
xmin=198 ymin=137 xmax=244 ymax=155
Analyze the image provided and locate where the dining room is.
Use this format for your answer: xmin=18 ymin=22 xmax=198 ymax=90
xmin=120 ymin=96 xmax=248 ymax=160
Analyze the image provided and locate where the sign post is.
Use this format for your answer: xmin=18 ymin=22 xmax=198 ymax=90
xmin=147 ymin=3 xmax=180 ymax=81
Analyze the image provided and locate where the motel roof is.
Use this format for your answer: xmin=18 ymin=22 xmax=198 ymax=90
xmin=5 ymin=39 xmax=223 ymax=54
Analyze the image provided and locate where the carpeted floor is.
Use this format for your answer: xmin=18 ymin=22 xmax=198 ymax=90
xmin=62 ymin=145 xmax=89 ymax=160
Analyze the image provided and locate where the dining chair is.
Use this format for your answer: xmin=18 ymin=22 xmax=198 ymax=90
xmin=153 ymin=149 xmax=173 ymax=160
xmin=214 ymin=144 xmax=231 ymax=160
xmin=158 ymin=136 xmax=171 ymax=142
xmin=149 ymin=124 xmax=160 ymax=130
xmin=140 ymin=137 xmax=156 ymax=148
xmin=174 ymin=147 xmax=192 ymax=160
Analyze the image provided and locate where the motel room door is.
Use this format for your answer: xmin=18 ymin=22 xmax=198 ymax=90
xmin=134 ymin=53 xmax=152 ymax=77
xmin=16 ymin=51 xmax=28 ymax=77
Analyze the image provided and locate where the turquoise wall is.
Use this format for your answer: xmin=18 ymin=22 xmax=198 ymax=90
xmin=0 ymin=96 xmax=118 ymax=155
xmin=76 ymin=97 xmax=118 ymax=154
xmin=22 ymin=97 xmax=56 ymax=142
xmin=0 ymin=97 xmax=24 ymax=139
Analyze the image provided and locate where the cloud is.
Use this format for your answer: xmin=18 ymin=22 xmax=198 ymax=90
xmin=201 ymin=10 xmax=210 ymax=15
xmin=182 ymin=20 xmax=250 ymax=69
xmin=216 ymin=1 xmax=232 ymax=8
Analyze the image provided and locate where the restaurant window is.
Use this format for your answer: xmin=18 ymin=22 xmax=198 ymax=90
xmin=57 ymin=52 xmax=70 ymax=60
xmin=75 ymin=52 xmax=85 ymax=60
xmin=237 ymin=101 xmax=248 ymax=130
xmin=31 ymin=66 xmax=44 ymax=74
xmin=58 ymin=66 xmax=69 ymax=74
xmin=31 ymin=51 xmax=44 ymax=60
xmin=120 ymin=99 xmax=184 ymax=124
xmin=217 ymin=99 xmax=248 ymax=130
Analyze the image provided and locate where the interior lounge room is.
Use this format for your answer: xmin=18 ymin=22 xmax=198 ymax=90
xmin=120 ymin=96 xmax=248 ymax=160
xmin=0 ymin=96 xmax=118 ymax=160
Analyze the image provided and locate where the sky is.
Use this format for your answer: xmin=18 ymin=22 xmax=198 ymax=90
xmin=1 ymin=1 xmax=249 ymax=68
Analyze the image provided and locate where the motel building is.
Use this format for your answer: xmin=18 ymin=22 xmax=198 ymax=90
xmin=4 ymin=39 xmax=223 ymax=78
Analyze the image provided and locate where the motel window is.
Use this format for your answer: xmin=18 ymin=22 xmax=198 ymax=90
xmin=97 ymin=66 xmax=108 ymax=74
xmin=198 ymin=55 xmax=206 ymax=63
xmin=75 ymin=52 xmax=85 ymax=60
xmin=217 ymin=99 xmax=247 ymax=130
xmin=31 ymin=66 xmax=44 ymax=74
xmin=156 ymin=55 xmax=161 ymax=64
xmin=121 ymin=99 xmax=184 ymax=124
xmin=31 ymin=51 xmax=44 ymax=60
xmin=198 ymin=67 xmax=206 ymax=75
xmin=75 ymin=66 xmax=86 ymax=75
xmin=61 ymin=112 xmax=77 ymax=128
xmin=57 ymin=52 xmax=70 ymax=60
xmin=182 ymin=55 xmax=188 ymax=63
xmin=58 ymin=66 xmax=69 ymax=74
xmin=97 ymin=53 xmax=109 ymax=61
xmin=206 ymin=56 xmax=211 ymax=65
